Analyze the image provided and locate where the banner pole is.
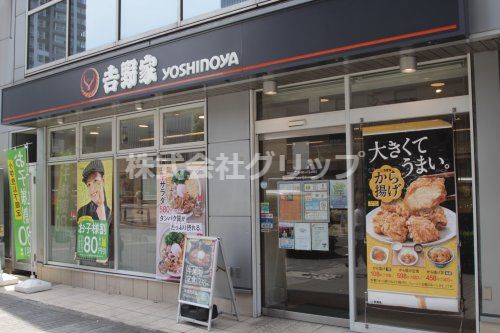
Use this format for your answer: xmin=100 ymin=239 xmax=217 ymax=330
xmin=2 ymin=142 xmax=33 ymax=152
xmin=25 ymin=144 xmax=35 ymax=280
xmin=13 ymin=144 xmax=52 ymax=293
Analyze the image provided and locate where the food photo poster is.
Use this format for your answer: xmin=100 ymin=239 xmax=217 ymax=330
xmin=156 ymin=159 xmax=206 ymax=282
xmin=363 ymin=120 xmax=461 ymax=312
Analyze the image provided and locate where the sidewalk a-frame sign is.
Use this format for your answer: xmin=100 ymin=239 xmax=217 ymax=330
xmin=177 ymin=236 xmax=239 ymax=331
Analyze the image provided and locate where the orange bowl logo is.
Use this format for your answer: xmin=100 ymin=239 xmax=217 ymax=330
xmin=80 ymin=68 xmax=99 ymax=98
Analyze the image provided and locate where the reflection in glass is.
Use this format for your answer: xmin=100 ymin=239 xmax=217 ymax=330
xmin=257 ymin=80 xmax=345 ymax=121
xmin=29 ymin=0 xmax=51 ymax=10
xmin=69 ymin=0 xmax=117 ymax=55
xmin=50 ymin=128 xmax=76 ymax=157
xmin=118 ymin=158 xmax=157 ymax=273
xmin=163 ymin=106 xmax=204 ymax=146
xmin=119 ymin=115 xmax=155 ymax=150
xmin=350 ymin=60 xmax=468 ymax=109
xmin=27 ymin=1 xmax=67 ymax=69
xmin=183 ymin=0 xmax=247 ymax=20
xmin=49 ymin=164 xmax=77 ymax=264
xmin=120 ymin=0 xmax=177 ymax=39
xmin=260 ymin=133 xmax=350 ymax=318
xmin=82 ymin=122 xmax=112 ymax=154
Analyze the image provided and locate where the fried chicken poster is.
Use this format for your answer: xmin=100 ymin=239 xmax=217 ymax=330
xmin=363 ymin=120 xmax=460 ymax=312
xmin=156 ymin=157 xmax=206 ymax=282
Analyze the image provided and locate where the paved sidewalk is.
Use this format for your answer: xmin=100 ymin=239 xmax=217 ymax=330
xmin=0 ymin=293 xmax=154 ymax=332
xmin=0 ymin=282 xmax=350 ymax=333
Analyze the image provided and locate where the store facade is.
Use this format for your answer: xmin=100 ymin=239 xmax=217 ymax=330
xmin=2 ymin=0 xmax=500 ymax=332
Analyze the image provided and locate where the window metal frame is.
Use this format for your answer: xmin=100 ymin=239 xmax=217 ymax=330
xmin=252 ymin=55 xmax=479 ymax=333
xmin=114 ymin=151 xmax=157 ymax=274
xmin=181 ymin=0 xmax=257 ymax=23
xmin=79 ymin=118 xmax=115 ymax=158
xmin=116 ymin=109 xmax=159 ymax=155
xmin=25 ymin=0 xmax=288 ymax=74
xmin=47 ymin=123 xmax=78 ymax=162
xmin=45 ymin=97 xmax=209 ymax=278
xmin=26 ymin=0 xmax=69 ymax=71
xmin=159 ymin=100 xmax=206 ymax=151
xmin=67 ymin=0 xmax=119 ymax=57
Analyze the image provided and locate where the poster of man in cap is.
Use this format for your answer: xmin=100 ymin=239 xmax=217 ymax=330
xmin=76 ymin=159 xmax=113 ymax=264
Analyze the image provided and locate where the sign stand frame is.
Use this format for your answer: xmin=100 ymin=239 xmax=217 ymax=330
xmin=176 ymin=236 xmax=239 ymax=331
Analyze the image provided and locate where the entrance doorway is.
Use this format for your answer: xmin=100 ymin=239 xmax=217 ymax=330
xmin=258 ymin=127 xmax=350 ymax=326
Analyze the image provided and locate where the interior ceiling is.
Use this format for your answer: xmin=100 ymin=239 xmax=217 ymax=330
xmin=23 ymin=36 xmax=500 ymax=129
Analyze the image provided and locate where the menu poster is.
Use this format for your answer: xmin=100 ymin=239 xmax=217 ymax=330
xmin=294 ymin=223 xmax=312 ymax=251
xmin=364 ymin=121 xmax=460 ymax=312
xmin=156 ymin=159 xmax=206 ymax=282
xmin=303 ymin=181 xmax=330 ymax=222
xmin=278 ymin=222 xmax=294 ymax=249
xmin=179 ymin=237 xmax=217 ymax=307
xmin=311 ymin=223 xmax=329 ymax=251
xmin=277 ymin=182 xmax=302 ymax=222
xmin=329 ymin=180 xmax=347 ymax=209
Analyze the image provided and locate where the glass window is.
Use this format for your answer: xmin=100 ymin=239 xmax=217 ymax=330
xmin=29 ymin=0 xmax=51 ymax=10
xmin=81 ymin=122 xmax=112 ymax=154
xmin=120 ymin=0 xmax=177 ymax=39
xmin=117 ymin=157 xmax=157 ymax=273
xmin=350 ymin=60 xmax=468 ymax=109
xmin=162 ymin=105 xmax=204 ymax=146
xmin=27 ymin=1 xmax=67 ymax=69
xmin=352 ymin=115 xmax=475 ymax=333
xmin=12 ymin=130 xmax=38 ymax=163
xmin=183 ymin=0 xmax=247 ymax=20
xmin=69 ymin=0 xmax=117 ymax=56
xmin=259 ymin=133 xmax=349 ymax=318
xmin=257 ymin=79 xmax=345 ymax=121
xmin=119 ymin=115 xmax=155 ymax=150
xmin=49 ymin=163 xmax=77 ymax=264
xmin=50 ymin=127 xmax=76 ymax=158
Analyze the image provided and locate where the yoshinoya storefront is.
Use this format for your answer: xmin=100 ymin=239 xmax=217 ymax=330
xmin=3 ymin=0 xmax=498 ymax=332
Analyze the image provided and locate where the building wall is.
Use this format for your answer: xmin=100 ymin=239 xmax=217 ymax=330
xmin=469 ymin=0 xmax=500 ymax=35
xmin=207 ymin=91 xmax=252 ymax=290
xmin=473 ymin=50 xmax=500 ymax=328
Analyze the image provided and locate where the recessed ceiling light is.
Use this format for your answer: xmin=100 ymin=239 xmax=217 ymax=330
xmin=435 ymin=88 xmax=443 ymax=94
xmin=198 ymin=115 xmax=205 ymax=119
xmin=175 ymin=113 xmax=180 ymax=116
xmin=320 ymin=98 xmax=329 ymax=103
xmin=431 ymin=82 xmax=445 ymax=87
xmin=138 ymin=124 xmax=149 ymax=128
xmin=89 ymin=131 xmax=99 ymax=135
xmin=135 ymin=102 xmax=143 ymax=111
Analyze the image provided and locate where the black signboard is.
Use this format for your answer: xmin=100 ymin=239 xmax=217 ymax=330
xmin=179 ymin=237 xmax=217 ymax=307
xmin=2 ymin=0 xmax=465 ymax=124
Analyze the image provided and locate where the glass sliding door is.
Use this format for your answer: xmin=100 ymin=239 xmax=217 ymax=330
xmin=259 ymin=129 xmax=350 ymax=323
